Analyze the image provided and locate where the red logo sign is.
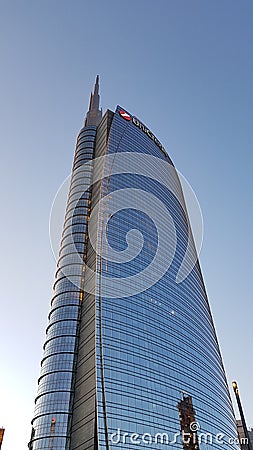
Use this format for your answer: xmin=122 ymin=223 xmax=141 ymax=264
xmin=119 ymin=110 xmax=131 ymax=121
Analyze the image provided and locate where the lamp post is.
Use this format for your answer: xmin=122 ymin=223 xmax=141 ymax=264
xmin=232 ymin=381 xmax=252 ymax=450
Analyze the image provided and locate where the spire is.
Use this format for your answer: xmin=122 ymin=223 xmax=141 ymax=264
xmin=85 ymin=75 xmax=102 ymax=126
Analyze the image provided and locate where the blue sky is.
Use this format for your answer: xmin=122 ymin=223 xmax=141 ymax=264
xmin=0 ymin=1 xmax=252 ymax=448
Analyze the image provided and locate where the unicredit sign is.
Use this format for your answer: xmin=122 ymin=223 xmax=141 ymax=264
xmin=132 ymin=117 xmax=166 ymax=156
xmin=119 ymin=109 xmax=166 ymax=156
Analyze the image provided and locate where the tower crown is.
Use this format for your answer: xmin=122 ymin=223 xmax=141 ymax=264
xmin=84 ymin=75 xmax=102 ymax=126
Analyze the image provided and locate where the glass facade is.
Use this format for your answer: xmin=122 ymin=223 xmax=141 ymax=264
xmin=30 ymin=79 xmax=239 ymax=450
xmin=93 ymin=107 xmax=238 ymax=450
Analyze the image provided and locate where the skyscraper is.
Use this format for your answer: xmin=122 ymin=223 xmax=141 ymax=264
xmin=29 ymin=77 xmax=239 ymax=450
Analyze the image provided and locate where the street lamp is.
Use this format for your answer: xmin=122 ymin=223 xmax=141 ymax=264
xmin=232 ymin=381 xmax=252 ymax=450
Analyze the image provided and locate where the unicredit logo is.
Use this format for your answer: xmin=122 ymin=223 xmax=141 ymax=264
xmin=119 ymin=110 xmax=131 ymax=121
xmin=118 ymin=108 xmax=167 ymax=157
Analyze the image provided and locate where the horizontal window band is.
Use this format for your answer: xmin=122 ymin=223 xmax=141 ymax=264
xmin=31 ymin=410 xmax=70 ymax=425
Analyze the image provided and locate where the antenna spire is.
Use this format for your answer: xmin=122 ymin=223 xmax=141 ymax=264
xmin=85 ymin=75 xmax=102 ymax=126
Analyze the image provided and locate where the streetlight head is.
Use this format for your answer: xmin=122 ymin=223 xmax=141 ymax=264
xmin=232 ymin=381 xmax=238 ymax=390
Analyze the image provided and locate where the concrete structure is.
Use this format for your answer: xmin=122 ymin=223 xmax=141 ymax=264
xmin=178 ymin=394 xmax=200 ymax=450
xmin=237 ymin=420 xmax=253 ymax=450
xmin=0 ymin=428 xmax=5 ymax=449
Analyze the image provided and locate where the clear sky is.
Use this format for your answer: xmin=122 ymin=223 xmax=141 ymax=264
xmin=0 ymin=1 xmax=252 ymax=448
